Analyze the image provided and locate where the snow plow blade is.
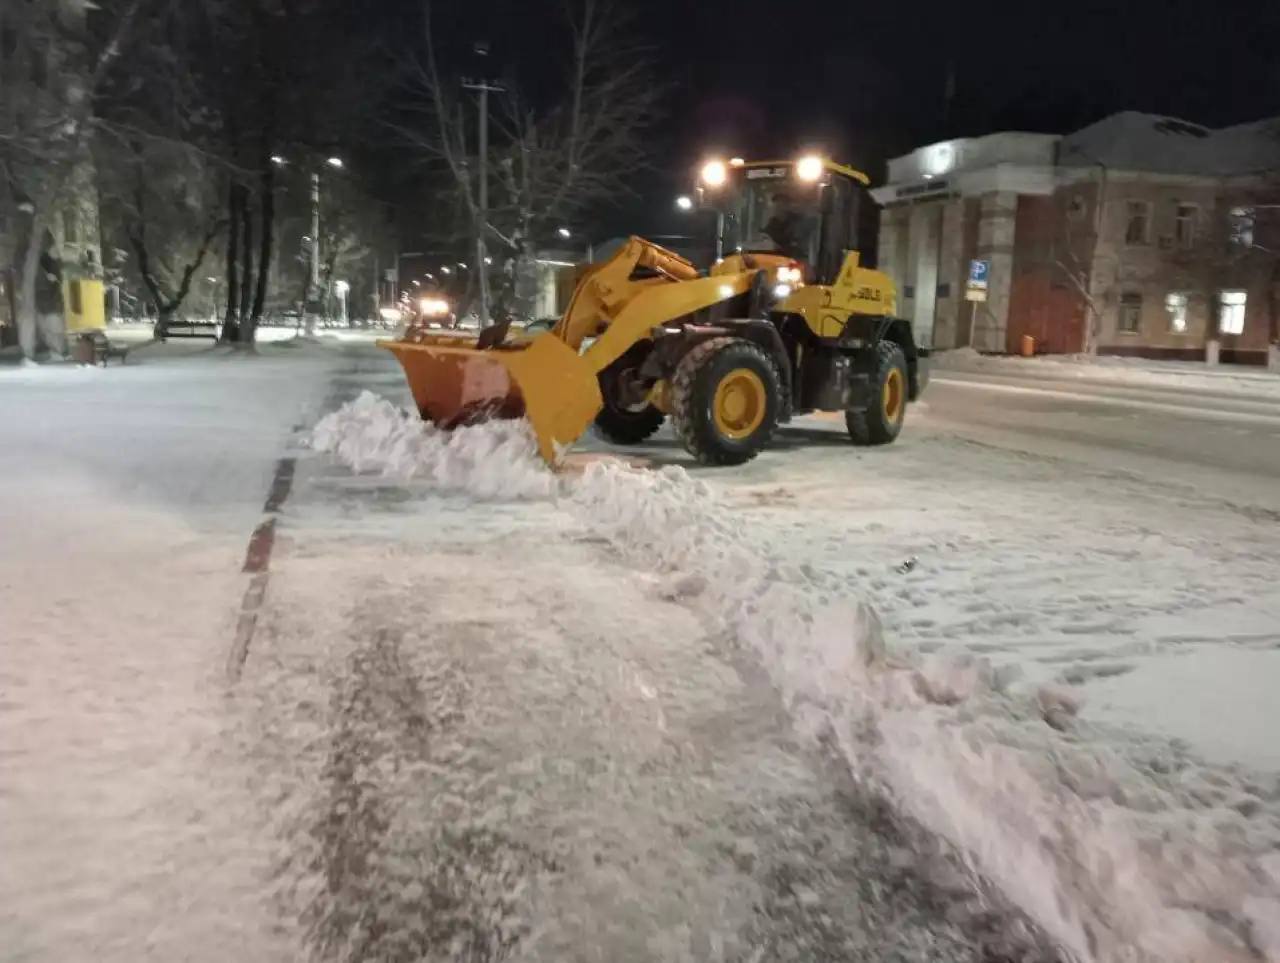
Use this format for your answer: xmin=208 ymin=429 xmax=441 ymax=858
xmin=378 ymin=331 xmax=603 ymax=465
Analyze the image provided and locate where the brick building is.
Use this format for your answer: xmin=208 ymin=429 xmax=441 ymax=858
xmin=873 ymin=113 xmax=1280 ymax=366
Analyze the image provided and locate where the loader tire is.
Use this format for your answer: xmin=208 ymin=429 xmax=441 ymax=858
xmin=593 ymin=343 xmax=665 ymax=445
xmin=672 ymin=336 xmax=780 ymax=466
xmin=846 ymin=340 xmax=908 ymax=446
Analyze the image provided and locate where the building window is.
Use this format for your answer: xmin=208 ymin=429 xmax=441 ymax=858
xmin=1174 ymin=204 xmax=1197 ymax=248
xmin=1165 ymin=292 xmax=1189 ymax=333
xmin=1219 ymin=289 xmax=1247 ymax=335
xmin=1125 ymin=201 xmax=1151 ymax=245
xmin=1118 ymin=292 xmax=1142 ymax=333
xmin=1229 ymin=207 xmax=1255 ymax=247
xmin=65 ymin=209 xmax=80 ymax=245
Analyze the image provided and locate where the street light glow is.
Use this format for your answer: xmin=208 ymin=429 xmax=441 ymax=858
xmin=411 ymin=279 xmax=420 ymax=286
xmin=558 ymin=227 xmax=571 ymax=238
xmin=326 ymin=157 xmax=344 ymax=169
xmin=484 ymin=256 xmax=493 ymax=265
xmin=270 ymin=155 xmax=286 ymax=165
xmin=675 ymin=195 xmax=693 ymax=211
xmin=440 ymin=266 xmax=451 ymax=274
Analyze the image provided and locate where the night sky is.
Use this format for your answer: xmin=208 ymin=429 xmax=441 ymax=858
xmin=386 ymin=0 xmax=1280 ymax=242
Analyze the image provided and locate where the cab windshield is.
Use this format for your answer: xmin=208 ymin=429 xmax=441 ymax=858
xmin=723 ymin=174 xmax=822 ymax=264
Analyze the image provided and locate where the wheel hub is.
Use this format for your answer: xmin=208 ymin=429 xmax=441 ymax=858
xmin=713 ymin=368 xmax=766 ymax=439
xmin=882 ymin=368 xmax=904 ymax=422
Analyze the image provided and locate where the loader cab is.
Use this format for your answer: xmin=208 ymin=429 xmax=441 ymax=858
xmin=696 ymin=156 xmax=866 ymax=285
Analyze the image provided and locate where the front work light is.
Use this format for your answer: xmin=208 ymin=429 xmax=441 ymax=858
xmin=796 ymin=155 xmax=824 ymax=181
xmin=701 ymin=159 xmax=728 ymax=187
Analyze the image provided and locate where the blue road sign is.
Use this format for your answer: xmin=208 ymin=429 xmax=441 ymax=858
xmin=968 ymin=259 xmax=990 ymax=288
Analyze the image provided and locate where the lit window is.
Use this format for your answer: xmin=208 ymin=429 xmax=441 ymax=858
xmin=1165 ymin=292 xmax=1188 ymax=333
xmin=1125 ymin=201 xmax=1151 ymax=245
xmin=1219 ymin=289 xmax=1247 ymax=335
xmin=1229 ymin=208 xmax=1255 ymax=247
xmin=1118 ymin=292 xmax=1142 ymax=333
xmin=1174 ymin=204 xmax=1197 ymax=248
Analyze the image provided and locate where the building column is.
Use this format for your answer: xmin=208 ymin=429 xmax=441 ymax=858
xmin=974 ymin=190 xmax=1017 ymax=352
xmin=932 ymin=198 xmax=965 ymax=349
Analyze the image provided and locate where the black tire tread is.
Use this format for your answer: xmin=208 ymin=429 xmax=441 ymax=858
xmin=846 ymin=340 xmax=908 ymax=446
xmin=671 ymin=336 xmax=779 ymax=466
xmin=593 ymin=405 xmax=665 ymax=445
xmin=593 ymin=341 xmax=666 ymax=445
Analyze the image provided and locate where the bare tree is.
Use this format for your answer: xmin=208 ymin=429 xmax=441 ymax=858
xmin=95 ymin=8 xmax=229 ymax=336
xmin=401 ymin=0 xmax=661 ymax=323
xmin=0 ymin=0 xmax=148 ymax=359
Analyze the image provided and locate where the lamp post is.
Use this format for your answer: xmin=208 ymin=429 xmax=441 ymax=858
xmin=275 ymin=154 xmax=344 ymax=334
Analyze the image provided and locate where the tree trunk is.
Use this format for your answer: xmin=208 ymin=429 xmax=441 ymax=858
xmin=16 ymin=209 xmax=48 ymax=361
xmin=237 ymin=189 xmax=256 ymax=340
xmin=250 ymin=161 xmax=275 ymax=330
xmin=223 ymin=182 xmax=243 ymax=342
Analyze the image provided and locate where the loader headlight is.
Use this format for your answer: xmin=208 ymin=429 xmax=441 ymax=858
xmin=419 ymin=297 xmax=450 ymax=316
xmin=796 ymin=155 xmax=824 ymax=181
xmin=717 ymin=283 xmax=735 ymax=299
xmin=776 ymin=266 xmax=802 ymax=283
xmin=700 ymin=159 xmax=728 ymax=187
xmin=773 ymin=283 xmax=792 ymax=299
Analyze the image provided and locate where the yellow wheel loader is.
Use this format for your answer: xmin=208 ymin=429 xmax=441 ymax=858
xmin=380 ymin=155 xmax=930 ymax=466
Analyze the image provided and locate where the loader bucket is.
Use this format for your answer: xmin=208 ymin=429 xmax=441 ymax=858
xmin=379 ymin=332 xmax=604 ymax=465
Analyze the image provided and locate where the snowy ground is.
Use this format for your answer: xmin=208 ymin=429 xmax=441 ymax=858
xmin=3 ymin=337 xmax=1279 ymax=963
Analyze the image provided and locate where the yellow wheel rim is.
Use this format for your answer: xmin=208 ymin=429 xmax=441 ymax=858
xmin=712 ymin=367 xmax=767 ymax=440
xmin=882 ymin=368 xmax=905 ymax=422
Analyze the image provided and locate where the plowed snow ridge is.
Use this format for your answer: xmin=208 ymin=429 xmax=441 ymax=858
xmin=310 ymin=392 xmax=1280 ymax=963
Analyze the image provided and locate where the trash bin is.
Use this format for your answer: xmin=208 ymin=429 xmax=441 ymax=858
xmin=1020 ymin=334 xmax=1036 ymax=357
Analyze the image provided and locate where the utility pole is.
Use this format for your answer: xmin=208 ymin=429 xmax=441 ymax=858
xmin=463 ymin=41 xmax=504 ymax=328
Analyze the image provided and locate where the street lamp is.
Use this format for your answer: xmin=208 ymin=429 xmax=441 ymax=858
xmin=675 ymin=195 xmax=693 ymax=211
xmin=440 ymin=266 xmax=452 ymax=275
xmin=558 ymin=227 xmax=571 ymax=238
xmin=326 ymin=157 xmax=344 ymax=169
xmin=270 ymin=155 xmax=286 ymax=166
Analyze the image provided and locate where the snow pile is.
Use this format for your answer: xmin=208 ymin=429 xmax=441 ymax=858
xmin=308 ymin=390 xmax=555 ymax=500
xmin=564 ymin=461 xmax=1280 ymax=963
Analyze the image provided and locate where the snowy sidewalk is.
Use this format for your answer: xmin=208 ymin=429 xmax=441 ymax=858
xmin=935 ymin=347 xmax=1280 ymax=398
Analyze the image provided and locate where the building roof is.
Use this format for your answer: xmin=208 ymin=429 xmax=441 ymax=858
xmin=1058 ymin=111 xmax=1280 ymax=177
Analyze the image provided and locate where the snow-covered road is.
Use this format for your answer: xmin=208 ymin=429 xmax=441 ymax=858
xmin=3 ymin=340 xmax=1278 ymax=963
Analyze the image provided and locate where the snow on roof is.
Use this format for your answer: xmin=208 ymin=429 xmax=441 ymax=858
xmin=1059 ymin=110 xmax=1280 ymax=176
